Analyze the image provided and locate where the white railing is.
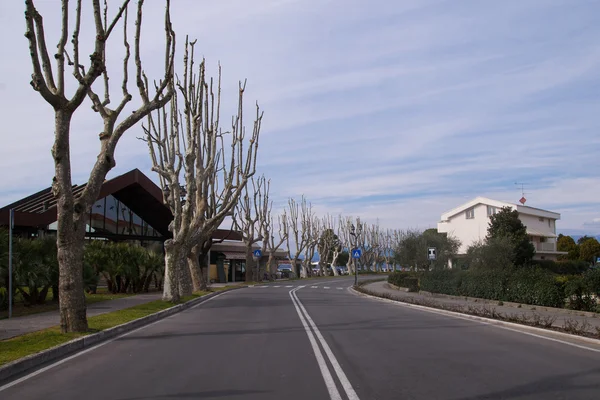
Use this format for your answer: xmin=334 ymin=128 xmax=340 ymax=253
xmin=534 ymin=242 xmax=556 ymax=252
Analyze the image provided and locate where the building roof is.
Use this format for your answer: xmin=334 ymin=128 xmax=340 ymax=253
xmin=0 ymin=168 xmax=243 ymax=241
xmin=440 ymin=196 xmax=561 ymax=221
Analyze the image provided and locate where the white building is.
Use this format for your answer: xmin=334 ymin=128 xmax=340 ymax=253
xmin=437 ymin=197 xmax=567 ymax=263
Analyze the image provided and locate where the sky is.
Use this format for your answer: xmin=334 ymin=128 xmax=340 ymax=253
xmin=1 ymin=0 xmax=599 ymax=236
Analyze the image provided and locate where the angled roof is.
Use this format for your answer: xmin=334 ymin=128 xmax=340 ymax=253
xmin=440 ymin=197 xmax=514 ymax=221
xmin=0 ymin=168 xmax=243 ymax=240
xmin=440 ymin=196 xmax=560 ymax=221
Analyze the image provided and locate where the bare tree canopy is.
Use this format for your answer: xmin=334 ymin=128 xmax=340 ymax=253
xmin=144 ymin=37 xmax=261 ymax=301
xmin=24 ymin=0 xmax=175 ymax=332
xmin=233 ymin=175 xmax=267 ymax=281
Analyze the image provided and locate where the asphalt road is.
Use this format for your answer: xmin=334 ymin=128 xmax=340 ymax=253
xmin=2 ymin=276 xmax=600 ymax=399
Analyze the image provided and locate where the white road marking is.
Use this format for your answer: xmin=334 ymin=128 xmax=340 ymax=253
xmin=323 ymin=287 xmax=330 ymax=289
xmin=274 ymin=285 xmax=281 ymax=288
xmin=292 ymin=289 xmax=360 ymax=400
xmin=0 ymin=291 xmax=230 ymax=392
xmin=337 ymin=287 xmax=343 ymax=290
xmin=285 ymin=285 xmax=293 ymax=288
xmin=289 ymin=288 xmax=342 ymax=400
xmin=311 ymin=286 xmax=318 ymax=289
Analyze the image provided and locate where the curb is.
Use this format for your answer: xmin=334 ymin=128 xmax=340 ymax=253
xmin=0 ymin=286 xmax=245 ymax=384
xmin=350 ymin=286 xmax=600 ymax=348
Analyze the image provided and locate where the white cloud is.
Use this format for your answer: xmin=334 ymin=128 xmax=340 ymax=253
xmin=1 ymin=0 xmax=599 ymax=236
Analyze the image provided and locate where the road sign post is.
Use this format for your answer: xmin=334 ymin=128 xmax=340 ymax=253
xmin=427 ymin=247 xmax=436 ymax=271
xmin=352 ymin=248 xmax=362 ymax=286
xmin=252 ymin=249 xmax=262 ymax=281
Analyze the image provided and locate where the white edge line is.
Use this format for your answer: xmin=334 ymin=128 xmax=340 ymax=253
xmin=289 ymin=288 xmax=342 ymax=400
xmin=293 ymin=289 xmax=360 ymax=400
xmin=0 ymin=291 xmax=230 ymax=393
xmin=350 ymin=287 xmax=600 ymax=353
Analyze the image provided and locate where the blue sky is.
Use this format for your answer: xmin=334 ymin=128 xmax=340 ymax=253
xmin=1 ymin=0 xmax=599 ymax=235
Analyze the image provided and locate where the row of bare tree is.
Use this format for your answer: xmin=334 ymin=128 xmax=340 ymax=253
xmin=23 ymin=0 xmax=402 ymax=333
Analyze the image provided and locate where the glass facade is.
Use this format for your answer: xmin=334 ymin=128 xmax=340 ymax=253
xmin=48 ymin=195 xmax=161 ymax=239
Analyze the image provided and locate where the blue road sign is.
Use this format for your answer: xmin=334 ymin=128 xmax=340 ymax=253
xmin=352 ymin=248 xmax=362 ymax=259
xmin=253 ymin=249 xmax=262 ymax=258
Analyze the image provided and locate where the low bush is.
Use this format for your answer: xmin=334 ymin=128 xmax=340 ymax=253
xmin=420 ymin=269 xmax=463 ymax=296
xmin=419 ymin=267 xmax=566 ymax=308
xmin=533 ymin=260 xmax=590 ymax=275
xmin=388 ymin=271 xmax=415 ymax=287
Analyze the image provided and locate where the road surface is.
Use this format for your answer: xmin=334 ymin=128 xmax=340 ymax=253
xmin=2 ymin=276 xmax=600 ymax=399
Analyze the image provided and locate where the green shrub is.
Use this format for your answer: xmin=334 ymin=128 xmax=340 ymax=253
xmin=403 ymin=277 xmax=419 ymax=292
xmin=560 ymin=275 xmax=596 ymax=311
xmin=505 ymin=268 xmax=564 ymax=308
xmin=420 ymin=269 xmax=463 ymax=296
xmin=533 ymin=260 xmax=589 ymax=275
xmin=583 ymin=268 xmax=600 ymax=297
xmin=419 ymin=267 xmax=565 ymax=308
xmin=388 ymin=271 xmax=414 ymax=286
xmin=459 ymin=269 xmax=508 ymax=300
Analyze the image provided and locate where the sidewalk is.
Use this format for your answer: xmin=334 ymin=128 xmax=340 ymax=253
xmin=0 ymin=292 xmax=162 ymax=340
xmin=362 ymin=281 xmax=600 ymax=336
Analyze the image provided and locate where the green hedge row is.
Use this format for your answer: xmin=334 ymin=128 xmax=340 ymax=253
xmin=532 ymin=259 xmax=590 ymax=275
xmin=388 ymin=271 xmax=419 ymax=292
xmin=388 ymin=268 xmax=600 ymax=311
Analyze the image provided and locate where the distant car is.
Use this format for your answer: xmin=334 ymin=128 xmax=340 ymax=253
xmin=277 ymin=264 xmax=293 ymax=272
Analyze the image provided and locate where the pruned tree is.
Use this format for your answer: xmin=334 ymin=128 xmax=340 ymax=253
xmin=144 ymin=39 xmax=261 ymax=301
xmin=233 ymin=176 xmax=267 ymax=282
xmin=283 ymin=197 xmax=310 ymax=278
xmin=338 ymin=216 xmax=355 ymax=274
xmin=301 ymin=214 xmax=319 ymax=277
xmin=24 ymin=0 xmax=175 ymax=331
xmin=317 ymin=215 xmax=341 ymax=276
xmin=258 ymin=192 xmax=288 ymax=276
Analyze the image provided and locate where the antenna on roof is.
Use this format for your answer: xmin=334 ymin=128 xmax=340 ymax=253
xmin=514 ymin=182 xmax=528 ymax=205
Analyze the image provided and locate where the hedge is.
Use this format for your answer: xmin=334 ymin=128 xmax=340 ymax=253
xmin=405 ymin=268 xmax=599 ymax=310
xmin=532 ymin=259 xmax=590 ymax=275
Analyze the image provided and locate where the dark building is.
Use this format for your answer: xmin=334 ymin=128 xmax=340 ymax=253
xmin=0 ymin=168 xmax=240 ymax=243
xmin=0 ymin=169 xmax=288 ymax=282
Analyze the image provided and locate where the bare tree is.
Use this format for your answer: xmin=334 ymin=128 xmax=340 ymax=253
xmin=301 ymin=215 xmax=319 ymax=277
xmin=282 ymin=197 xmax=310 ymax=278
xmin=258 ymin=190 xmax=288 ymax=276
xmin=144 ymin=39 xmax=261 ymax=301
xmin=329 ymin=216 xmax=343 ymax=273
xmin=24 ymin=0 xmax=175 ymax=331
xmin=233 ymin=176 xmax=267 ymax=282
xmin=338 ymin=216 xmax=355 ymax=274
xmin=317 ymin=215 xmax=340 ymax=276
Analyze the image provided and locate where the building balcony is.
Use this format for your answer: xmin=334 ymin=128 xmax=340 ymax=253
xmin=533 ymin=242 xmax=556 ymax=253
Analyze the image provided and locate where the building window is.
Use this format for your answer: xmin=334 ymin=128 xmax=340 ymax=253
xmin=539 ymin=217 xmax=544 ymax=222
xmin=540 ymin=237 xmax=547 ymax=243
xmin=548 ymin=219 xmax=551 ymax=228
xmin=487 ymin=206 xmax=497 ymax=217
xmin=466 ymin=207 xmax=475 ymax=219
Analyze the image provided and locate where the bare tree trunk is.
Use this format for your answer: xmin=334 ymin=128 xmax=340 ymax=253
xmin=198 ymin=251 xmax=210 ymax=291
xmin=245 ymin=246 xmax=256 ymax=282
xmin=267 ymin=254 xmax=276 ymax=274
xmin=187 ymin=245 xmax=203 ymax=292
xmin=163 ymin=239 xmax=181 ymax=302
xmin=57 ymin=228 xmax=87 ymax=332
xmin=178 ymin=251 xmax=193 ymax=296
xmin=54 ymin=109 xmax=89 ymax=332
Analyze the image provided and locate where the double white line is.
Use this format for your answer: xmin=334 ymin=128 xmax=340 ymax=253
xmin=289 ymin=287 xmax=360 ymax=400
